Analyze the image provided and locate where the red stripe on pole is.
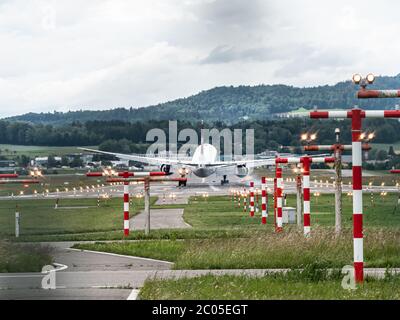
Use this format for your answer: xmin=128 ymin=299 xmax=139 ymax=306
xmin=124 ymin=193 xmax=129 ymax=202
xmin=353 ymin=214 xmax=363 ymax=238
xmin=86 ymin=172 xmax=103 ymax=177
xmin=304 ymin=145 xmax=323 ymax=151
xmin=304 ymin=213 xmax=310 ymax=226
xmin=310 ymin=111 xmax=329 ymax=118
xmin=303 ymin=188 xmax=310 ymax=201
xmin=354 ymin=262 xmax=364 ymax=283
xmin=353 ymin=166 xmax=362 ymax=190
xmin=0 ymin=174 xmax=18 ymax=178
xmin=351 ymin=109 xmax=362 ymax=131
xmin=384 ymin=110 xmax=400 ymax=118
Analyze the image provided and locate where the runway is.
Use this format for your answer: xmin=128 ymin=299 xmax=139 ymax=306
xmin=1 ymin=171 xmax=398 ymax=202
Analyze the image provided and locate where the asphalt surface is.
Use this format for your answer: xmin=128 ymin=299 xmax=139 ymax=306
xmin=0 ymin=241 xmax=172 ymax=300
xmin=2 ymin=171 xmax=398 ymax=202
xmin=130 ymin=208 xmax=191 ymax=231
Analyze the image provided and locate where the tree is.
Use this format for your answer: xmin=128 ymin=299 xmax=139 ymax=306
xmin=47 ymin=155 xmax=57 ymax=168
xmin=376 ymin=150 xmax=388 ymax=161
xmin=388 ymin=146 xmax=396 ymax=157
xmin=70 ymin=156 xmax=83 ymax=168
xmin=61 ymin=156 xmax=70 ymax=167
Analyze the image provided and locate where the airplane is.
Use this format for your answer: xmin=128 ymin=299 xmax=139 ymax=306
xmin=79 ymin=143 xmax=278 ymax=186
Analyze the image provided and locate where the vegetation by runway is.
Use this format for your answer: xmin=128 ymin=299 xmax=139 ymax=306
xmin=0 ymin=241 xmax=53 ymax=272
xmin=0 ymin=197 xmax=154 ymax=237
xmin=8 ymin=193 xmax=400 ymax=241
xmin=139 ymin=272 xmax=400 ymax=300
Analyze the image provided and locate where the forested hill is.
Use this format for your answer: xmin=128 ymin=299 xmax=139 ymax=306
xmin=5 ymin=74 xmax=400 ymax=125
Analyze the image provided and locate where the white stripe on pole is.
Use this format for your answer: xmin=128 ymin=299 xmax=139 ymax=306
xmin=303 ymin=175 xmax=310 ymax=186
xmin=124 ymin=202 xmax=129 ymax=212
xmin=304 ymin=226 xmax=311 ymax=234
xmin=328 ymin=111 xmax=348 ymax=118
xmin=364 ymin=110 xmax=385 ymax=118
xmin=277 ymin=198 xmax=282 ymax=207
xmin=352 ymin=142 xmax=362 ymax=166
xmin=303 ymin=201 xmax=310 ymax=213
xmin=353 ymin=190 xmax=363 ymax=214
xmin=353 ymin=237 xmax=364 ymax=262
xmin=124 ymin=220 xmax=130 ymax=229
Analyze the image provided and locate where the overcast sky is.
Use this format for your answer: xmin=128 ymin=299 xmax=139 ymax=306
xmin=1 ymin=0 xmax=400 ymax=117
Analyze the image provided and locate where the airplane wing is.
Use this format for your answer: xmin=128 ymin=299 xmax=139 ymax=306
xmin=203 ymin=158 xmax=276 ymax=169
xmin=78 ymin=148 xmax=195 ymax=167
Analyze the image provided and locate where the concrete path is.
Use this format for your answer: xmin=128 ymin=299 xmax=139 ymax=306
xmin=0 ymin=241 xmax=171 ymax=300
xmin=155 ymin=194 xmax=189 ymax=205
xmin=2 ymin=266 xmax=400 ymax=300
xmin=130 ymin=208 xmax=191 ymax=230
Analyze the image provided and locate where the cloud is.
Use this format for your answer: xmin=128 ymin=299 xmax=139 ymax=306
xmin=1 ymin=0 xmax=400 ymax=117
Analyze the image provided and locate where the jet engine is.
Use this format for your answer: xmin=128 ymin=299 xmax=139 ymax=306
xmin=235 ymin=165 xmax=249 ymax=178
xmin=160 ymin=164 xmax=171 ymax=174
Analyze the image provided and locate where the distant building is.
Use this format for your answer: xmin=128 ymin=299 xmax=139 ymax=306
xmin=33 ymin=156 xmax=62 ymax=167
xmin=0 ymin=160 xmax=17 ymax=172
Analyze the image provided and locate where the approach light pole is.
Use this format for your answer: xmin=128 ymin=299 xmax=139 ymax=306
xmin=308 ymin=73 xmax=400 ymax=284
xmin=303 ymin=129 xmax=372 ymax=235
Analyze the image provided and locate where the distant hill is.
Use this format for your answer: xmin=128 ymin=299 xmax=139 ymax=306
xmin=5 ymin=74 xmax=400 ymax=125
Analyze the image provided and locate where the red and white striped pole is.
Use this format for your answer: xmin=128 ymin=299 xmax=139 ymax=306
xmin=123 ymin=171 xmax=130 ymax=236
xmin=238 ymin=191 xmax=241 ymax=208
xmin=358 ymin=89 xmax=400 ymax=99
xmin=261 ymin=177 xmax=267 ymax=224
xmin=243 ymin=190 xmax=247 ymax=213
xmin=275 ymin=156 xmax=334 ymax=236
xmin=276 ymin=167 xmax=283 ymax=232
xmin=302 ymin=157 xmax=311 ymax=236
xmin=273 ymin=177 xmax=277 ymax=230
xmin=250 ymin=182 xmax=255 ymax=217
xmin=351 ymin=108 xmax=364 ymax=284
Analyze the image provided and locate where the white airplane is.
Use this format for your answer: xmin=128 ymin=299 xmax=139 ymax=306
xmin=79 ymin=143 xmax=277 ymax=185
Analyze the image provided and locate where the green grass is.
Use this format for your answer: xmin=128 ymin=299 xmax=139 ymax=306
xmin=0 ymin=144 xmax=96 ymax=157
xmin=0 ymin=241 xmax=53 ymax=272
xmin=139 ymin=273 xmax=400 ymax=300
xmin=9 ymin=192 xmax=400 ymax=241
xmin=75 ymin=240 xmax=186 ymax=262
xmin=73 ymin=229 xmax=400 ymax=269
xmin=0 ymin=197 xmax=153 ymax=237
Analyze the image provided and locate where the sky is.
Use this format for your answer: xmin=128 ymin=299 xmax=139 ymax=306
xmin=1 ymin=0 xmax=400 ymax=117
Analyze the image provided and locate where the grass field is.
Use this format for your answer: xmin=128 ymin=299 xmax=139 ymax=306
xmin=3 ymin=192 xmax=399 ymax=299
xmin=10 ymin=192 xmax=400 ymax=241
xmin=0 ymin=241 xmax=53 ymax=272
xmin=0 ymin=197 xmax=153 ymax=237
xmin=74 ymin=228 xmax=400 ymax=269
xmin=72 ymin=193 xmax=400 ymax=269
xmin=139 ymin=273 xmax=400 ymax=300
xmin=0 ymin=144 xmax=96 ymax=157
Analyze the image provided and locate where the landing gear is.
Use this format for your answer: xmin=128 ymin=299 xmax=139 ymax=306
xmin=221 ymin=175 xmax=229 ymax=185
xmin=178 ymin=179 xmax=187 ymax=187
